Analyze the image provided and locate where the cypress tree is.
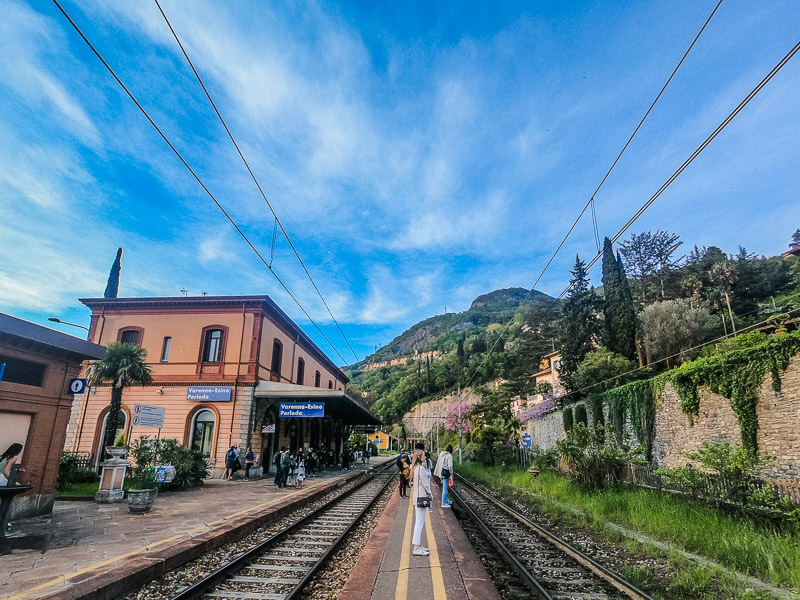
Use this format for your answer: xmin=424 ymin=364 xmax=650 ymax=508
xmin=457 ymin=337 xmax=465 ymax=364
xmin=557 ymin=255 xmax=599 ymax=394
xmin=601 ymin=238 xmax=637 ymax=360
xmin=103 ymin=247 xmax=123 ymax=299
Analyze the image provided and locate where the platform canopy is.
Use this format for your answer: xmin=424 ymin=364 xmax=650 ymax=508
xmin=254 ymin=381 xmax=381 ymax=426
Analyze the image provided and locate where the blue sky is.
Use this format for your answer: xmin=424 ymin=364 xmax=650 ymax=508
xmin=1 ymin=0 xmax=798 ymax=364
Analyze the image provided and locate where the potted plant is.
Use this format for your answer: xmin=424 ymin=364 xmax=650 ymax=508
xmin=105 ymin=433 xmax=128 ymax=459
xmin=127 ymin=466 xmax=158 ymax=514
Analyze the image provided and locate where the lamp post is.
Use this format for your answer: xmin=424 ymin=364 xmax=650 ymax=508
xmin=48 ymin=317 xmax=89 ymax=332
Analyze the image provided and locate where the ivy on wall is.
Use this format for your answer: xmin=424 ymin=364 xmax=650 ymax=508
xmin=602 ymin=331 xmax=800 ymax=455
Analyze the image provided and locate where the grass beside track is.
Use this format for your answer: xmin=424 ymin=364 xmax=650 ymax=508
xmin=457 ymin=462 xmax=800 ymax=595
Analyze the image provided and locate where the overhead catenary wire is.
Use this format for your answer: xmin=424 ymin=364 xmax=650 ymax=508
xmin=448 ymin=0 xmax=726 ymax=400
xmin=423 ymin=35 xmax=800 ymax=427
xmin=51 ymin=0 xmax=350 ymax=365
xmin=153 ymin=0 xmax=360 ymax=363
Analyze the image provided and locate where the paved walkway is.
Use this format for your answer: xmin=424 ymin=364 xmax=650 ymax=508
xmin=340 ymin=477 xmax=499 ymax=600
xmin=1 ymin=458 xmax=389 ymax=600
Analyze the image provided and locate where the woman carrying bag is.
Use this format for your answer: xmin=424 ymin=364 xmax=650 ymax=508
xmin=410 ymin=447 xmax=432 ymax=557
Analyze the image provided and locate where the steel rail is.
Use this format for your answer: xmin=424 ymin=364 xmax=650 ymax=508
xmin=452 ymin=474 xmax=656 ymax=600
xmin=168 ymin=463 xmax=395 ymax=600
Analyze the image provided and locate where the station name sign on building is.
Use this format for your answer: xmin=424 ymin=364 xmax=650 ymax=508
xmin=279 ymin=402 xmax=325 ymax=418
xmin=187 ymin=386 xmax=232 ymax=402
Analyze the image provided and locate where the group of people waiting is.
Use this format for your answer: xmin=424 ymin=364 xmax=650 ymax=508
xmin=271 ymin=447 xmax=331 ymax=488
xmin=395 ymin=443 xmax=454 ymax=557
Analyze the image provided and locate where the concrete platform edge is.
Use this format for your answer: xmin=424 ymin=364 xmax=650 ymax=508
xmin=34 ymin=470 xmax=369 ymax=600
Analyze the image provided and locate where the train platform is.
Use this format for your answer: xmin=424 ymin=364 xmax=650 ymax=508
xmin=340 ymin=476 xmax=500 ymax=600
xmin=1 ymin=457 xmax=391 ymax=600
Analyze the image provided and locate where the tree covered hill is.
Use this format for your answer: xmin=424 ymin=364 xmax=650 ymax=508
xmin=357 ymin=287 xmax=553 ymax=365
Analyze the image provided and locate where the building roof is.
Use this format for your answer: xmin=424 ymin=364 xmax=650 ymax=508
xmin=254 ymin=381 xmax=381 ymax=425
xmin=0 ymin=313 xmax=106 ymax=361
xmin=79 ymin=295 xmax=348 ymax=383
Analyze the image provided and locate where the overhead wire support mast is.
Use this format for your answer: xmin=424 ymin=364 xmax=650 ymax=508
xmin=51 ymin=0 xmax=350 ymax=365
xmin=154 ymin=0 xmax=359 ymax=363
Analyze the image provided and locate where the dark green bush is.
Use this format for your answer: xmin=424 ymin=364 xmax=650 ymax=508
xmin=562 ymin=407 xmax=574 ymax=432
xmin=57 ymin=452 xmax=99 ymax=491
xmin=574 ymin=404 xmax=588 ymax=426
xmin=129 ymin=436 xmax=210 ymax=491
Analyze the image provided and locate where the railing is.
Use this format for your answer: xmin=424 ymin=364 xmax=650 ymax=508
xmin=61 ymin=451 xmax=93 ymax=470
xmin=620 ymin=463 xmax=800 ymax=506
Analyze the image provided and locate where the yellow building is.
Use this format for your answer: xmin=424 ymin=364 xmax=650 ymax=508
xmin=367 ymin=430 xmax=399 ymax=451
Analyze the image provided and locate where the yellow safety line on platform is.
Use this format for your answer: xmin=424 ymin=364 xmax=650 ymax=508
xmin=5 ymin=484 xmax=312 ymax=600
xmin=425 ymin=511 xmax=447 ymax=600
xmin=394 ymin=496 xmax=415 ymax=600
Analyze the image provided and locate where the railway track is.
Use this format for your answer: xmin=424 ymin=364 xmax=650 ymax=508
xmin=451 ymin=475 xmax=655 ymax=600
xmin=168 ymin=464 xmax=395 ymax=600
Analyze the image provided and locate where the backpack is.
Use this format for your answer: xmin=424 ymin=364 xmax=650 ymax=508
xmin=226 ymin=449 xmax=236 ymax=462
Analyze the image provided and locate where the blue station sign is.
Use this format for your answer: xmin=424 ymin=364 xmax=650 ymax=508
xmin=522 ymin=433 xmax=532 ymax=447
xmin=280 ymin=402 xmax=325 ymax=418
xmin=187 ymin=386 xmax=232 ymax=402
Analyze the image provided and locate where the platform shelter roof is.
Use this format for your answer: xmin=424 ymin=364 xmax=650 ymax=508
xmin=254 ymin=381 xmax=381 ymax=425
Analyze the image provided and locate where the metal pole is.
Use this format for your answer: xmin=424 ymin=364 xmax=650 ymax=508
xmin=458 ymin=387 xmax=462 ymax=464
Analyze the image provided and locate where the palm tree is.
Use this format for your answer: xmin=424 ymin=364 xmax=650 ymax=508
xmin=710 ymin=262 xmax=737 ymax=335
xmin=86 ymin=342 xmax=153 ymax=453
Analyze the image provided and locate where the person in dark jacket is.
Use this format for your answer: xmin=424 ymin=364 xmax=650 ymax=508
xmin=244 ymin=447 xmax=255 ymax=481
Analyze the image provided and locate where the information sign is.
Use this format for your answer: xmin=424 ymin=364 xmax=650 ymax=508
xmin=353 ymin=425 xmax=376 ymax=434
xmin=69 ymin=378 xmax=88 ymax=394
xmin=261 ymin=424 xmax=276 ymax=434
xmin=187 ymin=386 xmax=232 ymax=402
xmin=279 ymin=402 xmax=325 ymax=418
xmin=522 ymin=433 xmax=532 ymax=447
xmin=132 ymin=403 xmax=166 ymax=428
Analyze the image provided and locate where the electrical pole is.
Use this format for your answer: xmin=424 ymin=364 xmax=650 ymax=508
xmin=457 ymin=386 xmax=462 ymax=464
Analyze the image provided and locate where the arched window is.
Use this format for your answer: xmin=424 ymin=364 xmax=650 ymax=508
xmin=118 ymin=326 xmax=144 ymax=346
xmin=328 ymin=380 xmax=333 ymax=389
xmin=97 ymin=408 xmax=127 ymax=464
xmin=314 ymin=371 xmax=321 ymax=387
xmin=203 ymin=329 xmax=224 ymax=362
xmin=296 ymin=357 xmax=305 ymax=385
xmin=190 ymin=409 xmax=216 ymax=457
xmin=270 ymin=339 xmax=283 ymax=377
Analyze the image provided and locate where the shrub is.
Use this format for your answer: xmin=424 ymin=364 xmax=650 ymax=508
xmin=57 ymin=452 xmax=99 ymax=491
xmin=562 ymin=407 xmax=574 ymax=432
xmin=574 ymin=404 xmax=588 ymax=426
xmin=530 ymin=447 xmax=558 ymax=472
xmin=129 ymin=436 xmax=210 ymax=491
xmin=557 ymin=423 xmax=642 ymax=489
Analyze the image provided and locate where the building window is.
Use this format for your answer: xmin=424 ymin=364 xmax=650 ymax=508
xmin=160 ymin=337 xmax=172 ymax=362
xmin=0 ymin=354 xmax=46 ymax=387
xmin=328 ymin=380 xmax=333 ymax=389
xmin=296 ymin=358 xmax=305 ymax=385
xmin=190 ymin=409 xmax=216 ymax=457
xmin=203 ymin=329 xmax=223 ymax=362
xmin=314 ymin=371 xmax=321 ymax=387
xmin=270 ymin=339 xmax=283 ymax=377
xmin=118 ymin=327 xmax=143 ymax=346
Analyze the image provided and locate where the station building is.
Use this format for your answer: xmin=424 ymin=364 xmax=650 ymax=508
xmin=0 ymin=313 xmax=106 ymax=518
xmin=64 ymin=295 xmax=380 ymax=476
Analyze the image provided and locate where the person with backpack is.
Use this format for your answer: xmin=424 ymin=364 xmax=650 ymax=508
xmin=434 ymin=444 xmax=454 ymax=507
xmin=307 ymin=449 xmax=317 ymax=477
xmin=278 ymin=448 xmax=292 ymax=488
xmin=397 ymin=450 xmax=411 ymax=498
xmin=223 ymin=445 xmax=237 ymax=480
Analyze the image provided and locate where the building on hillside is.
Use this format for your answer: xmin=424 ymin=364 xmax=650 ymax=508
xmin=511 ymin=351 xmax=564 ymax=418
xmin=0 ymin=313 xmax=106 ymax=518
xmin=65 ymin=295 xmax=380 ymax=476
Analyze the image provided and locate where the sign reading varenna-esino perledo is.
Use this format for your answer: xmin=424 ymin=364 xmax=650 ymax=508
xmin=187 ymin=386 xmax=232 ymax=401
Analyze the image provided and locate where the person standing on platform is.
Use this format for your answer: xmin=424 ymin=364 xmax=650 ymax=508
xmin=278 ymin=448 xmax=292 ymax=488
xmin=341 ymin=448 xmax=349 ymax=471
xmin=397 ymin=450 xmax=411 ymax=498
xmin=223 ymin=445 xmax=237 ymax=480
xmin=434 ymin=444 xmax=454 ymax=507
xmin=244 ymin=447 xmax=255 ymax=481
xmin=296 ymin=457 xmax=306 ymax=488
xmin=272 ymin=448 xmax=283 ymax=485
xmin=410 ymin=445 xmax=432 ymax=556
xmin=0 ymin=444 xmax=23 ymax=486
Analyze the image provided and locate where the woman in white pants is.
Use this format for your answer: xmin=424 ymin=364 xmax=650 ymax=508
xmin=410 ymin=448 xmax=432 ymax=556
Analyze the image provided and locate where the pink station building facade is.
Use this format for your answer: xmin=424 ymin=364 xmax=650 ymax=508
xmin=64 ymin=295 xmax=379 ymax=476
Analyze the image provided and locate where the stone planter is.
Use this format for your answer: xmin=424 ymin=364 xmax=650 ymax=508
xmin=127 ymin=488 xmax=157 ymax=514
xmin=105 ymin=446 xmax=127 ymax=459
xmin=528 ymin=468 xmax=540 ymax=483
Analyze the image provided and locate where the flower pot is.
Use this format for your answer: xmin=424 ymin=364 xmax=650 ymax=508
xmin=127 ymin=488 xmax=157 ymax=514
xmin=105 ymin=446 xmax=127 ymax=459
xmin=528 ymin=468 xmax=540 ymax=482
